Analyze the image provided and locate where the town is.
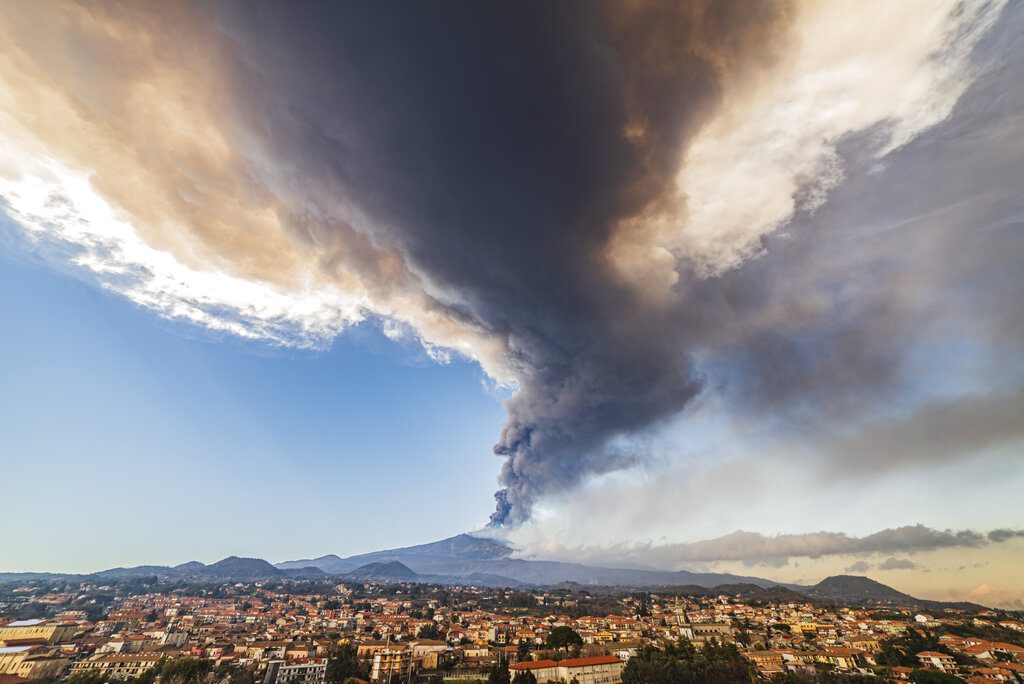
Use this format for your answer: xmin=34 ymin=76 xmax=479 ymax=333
xmin=1 ymin=576 xmax=1022 ymax=684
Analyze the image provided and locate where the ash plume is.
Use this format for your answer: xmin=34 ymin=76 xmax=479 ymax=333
xmin=0 ymin=0 xmax=1019 ymax=531
xmin=208 ymin=0 xmax=799 ymax=525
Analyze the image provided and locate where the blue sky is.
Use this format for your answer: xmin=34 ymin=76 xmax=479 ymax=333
xmin=0 ymin=225 xmax=505 ymax=572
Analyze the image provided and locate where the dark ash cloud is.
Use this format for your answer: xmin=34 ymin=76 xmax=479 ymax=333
xmin=204 ymin=0 xmax=799 ymax=525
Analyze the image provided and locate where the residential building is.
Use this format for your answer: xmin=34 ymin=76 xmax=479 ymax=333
xmin=264 ymin=659 xmax=328 ymax=684
xmin=917 ymin=651 xmax=958 ymax=673
xmin=0 ymin=620 xmax=77 ymax=645
xmin=556 ymin=655 xmax=625 ymax=684
xmin=70 ymin=653 xmax=165 ymax=679
xmin=371 ymin=647 xmax=411 ymax=682
xmin=509 ymin=660 xmax=559 ymax=683
xmin=0 ymin=645 xmax=69 ymax=680
xmin=510 ymin=656 xmax=624 ymax=684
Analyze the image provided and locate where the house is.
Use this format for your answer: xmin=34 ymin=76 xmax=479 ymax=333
xmin=744 ymin=650 xmax=785 ymax=672
xmin=408 ymin=640 xmax=447 ymax=658
xmin=509 ymin=659 xmax=559 ymax=683
xmin=678 ymin=623 xmax=732 ymax=644
xmin=555 ymin=655 xmax=624 ymax=684
xmin=890 ymin=665 xmax=914 ymax=680
xmin=806 ymin=648 xmax=865 ymax=671
xmin=70 ymin=653 xmax=165 ymax=680
xmin=847 ymin=635 xmax=880 ymax=653
xmin=0 ymin=646 xmax=69 ymax=680
xmin=264 ymin=659 xmax=327 ymax=684
xmin=357 ymin=641 xmax=389 ymax=658
xmin=917 ymin=651 xmax=957 ymax=673
xmin=370 ymin=648 xmax=411 ymax=682
xmin=0 ymin=621 xmax=77 ymax=645
xmin=989 ymin=643 xmax=1024 ymax=663
xmin=286 ymin=644 xmax=316 ymax=660
xmin=511 ymin=656 xmax=624 ymax=684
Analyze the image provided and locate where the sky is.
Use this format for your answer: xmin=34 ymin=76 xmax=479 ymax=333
xmin=0 ymin=233 xmax=505 ymax=568
xmin=0 ymin=1 xmax=1022 ymax=607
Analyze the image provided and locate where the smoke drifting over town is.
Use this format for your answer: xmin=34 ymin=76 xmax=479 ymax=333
xmin=517 ymin=525 xmax=1023 ymax=569
xmin=1 ymin=0 xmax=1022 ymax=536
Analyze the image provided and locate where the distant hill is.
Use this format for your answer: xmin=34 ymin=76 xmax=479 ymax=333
xmin=703 ymin=583 xmax=810 ymax=603
xmin=344 ymin=561 xmax=420 ymax=582
xmin=30 ymin=557 xmax=289 ymax=582
xmin=92 ymin=565 xmax=178 ymax=580
xmin=173 ymin=561 xmax=206 ymax=572
xmin=282 ymin=566 xmax=328 ymax=578
xmin=801 ymin=575 xmax=987 ymax=611
xmin=805 ymin=575 xmax=913 ymax=603
xmin=202 ymin=556 xmax=284 ymax=579
xmin=449 ymin=572 xmax=527 ymax=588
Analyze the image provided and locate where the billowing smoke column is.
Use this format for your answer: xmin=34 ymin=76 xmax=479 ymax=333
xmin=197 ymin=0 xmax=798 ymax=526
xmin=3 ymin=0 xmax=1017 ymax=528
xmin=477 ymin=2 xmax=797 ymax=525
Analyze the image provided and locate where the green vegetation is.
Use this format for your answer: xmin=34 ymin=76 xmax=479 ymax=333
xmin=326 ymin=643 xmax=369 ymax=683
xmin=947 ymin=620 xmax=1024 ymax=644
xmin=621 ymin=640 xmax=755 ymax=684
xmin=876 ymin=628 xmax=942 ymax=667
xmin=511 ymin=669 xmax=537 ymax=684
xmin=418 ymin=622 xmax=443 ymax=640
xmin=546 ymin=626 xmax=583 ymax=651
xmin=65 ymin=672 xmax=110 ymax=684
xmin=486 ymin=661 xmax=511 ymax=684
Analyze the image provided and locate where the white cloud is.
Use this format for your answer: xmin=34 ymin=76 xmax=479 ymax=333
xmin=611 ymin=0 xmax=1007 ymax=284
xmin=0 ymin=148 xmax=366 ymax=347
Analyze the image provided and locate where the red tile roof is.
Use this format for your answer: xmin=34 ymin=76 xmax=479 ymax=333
xmin=510 ymin=660 xmax=557 ymax=670
xmin=558 ymin=656 xmax=624 ymax=667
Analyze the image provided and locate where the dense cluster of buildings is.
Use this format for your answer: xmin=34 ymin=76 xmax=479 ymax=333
xmin=1 ymin=580 xmax=1022 ymax=683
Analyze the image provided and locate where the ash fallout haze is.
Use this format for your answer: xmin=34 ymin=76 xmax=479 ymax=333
xmin=1 ymin=0 xmax=1023 ymax=609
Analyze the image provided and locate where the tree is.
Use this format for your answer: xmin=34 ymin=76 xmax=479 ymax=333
xmin=214 ymin=663 xmax=256 ymax=684
xmin=877 ymin=629 xmax=943 ymax=668
xmin=326 ymin=643 xmax=368 ymax=684
xmin=158 ymin=657 xmax=213 ymax=684
xmin=634 ymin=593 xmax=651 ymax=618
xmin=621 ymin=640 xmax=755 ymax=684
xmin=546 ymin=626 xmax=583 ymax=651
xmin=487 ymin=661 xmax=511 ymax=684
xmin=511 ymin=670 xmax=536 ymax=684
xmin=66 ymin=672 xmax=109 ymax=684
xmin=418 ymin=623 xmax=442 ymax=640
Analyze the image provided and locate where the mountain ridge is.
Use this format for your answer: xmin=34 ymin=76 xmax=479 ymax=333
xmin=275 ymin=534 xmax=785 ymax=588
xmin=0 ymin=534 xmax=985 ymax=609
